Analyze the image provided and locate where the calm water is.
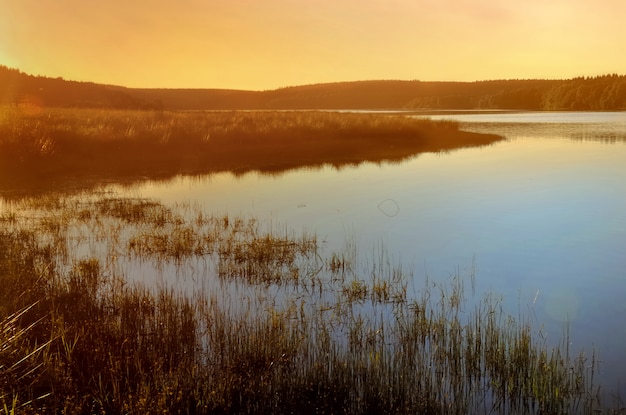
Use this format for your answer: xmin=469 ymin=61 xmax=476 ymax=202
xmin=124 ymin=111 xmax=626 ymax=396
xmin=5 ymin=111 xmax=626 ymax=397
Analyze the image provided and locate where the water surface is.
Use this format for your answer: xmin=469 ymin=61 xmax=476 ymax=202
xmin=4 ymin=111 xmax=626 ymax=399
xmin=128 ymin=111 xmax=626 ymax=397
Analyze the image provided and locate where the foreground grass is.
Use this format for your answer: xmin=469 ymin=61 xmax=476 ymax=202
xmin=0 ymin=108 xmax=501 ymax=188
xmin=0 ymin=196 xmax=617 ymax=414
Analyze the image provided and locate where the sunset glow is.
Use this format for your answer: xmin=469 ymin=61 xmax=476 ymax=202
xmin=1 ymin=0 xmax=625 ymax=89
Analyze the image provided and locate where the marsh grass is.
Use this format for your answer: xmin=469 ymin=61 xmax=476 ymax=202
xmin=0 ymin=108 xmax=502 ymax=193
xmin=0 ymin=195 xmax=619 ymax=414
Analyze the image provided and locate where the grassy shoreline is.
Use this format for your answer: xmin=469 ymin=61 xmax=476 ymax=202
xmin=0 ymin=108 xmax=501 ymax=191
xmin=1 ymin=196 xmax=615 ymax=414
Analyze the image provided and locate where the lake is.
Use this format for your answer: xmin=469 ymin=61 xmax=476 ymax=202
xmin=3 ymin=110 xmax=626 ymax=401
xmin=117 ymin=110 xmax=626 ymax=397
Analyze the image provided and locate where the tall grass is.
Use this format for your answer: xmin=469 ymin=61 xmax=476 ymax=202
xmin=0 ymin=195 xmax=617 ymax=414
xmin=0 ymin=108 xmax=501 ymax=192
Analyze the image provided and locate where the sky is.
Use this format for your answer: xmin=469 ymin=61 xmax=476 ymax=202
xmin=1 ymin=0 xmax=625 ymax=90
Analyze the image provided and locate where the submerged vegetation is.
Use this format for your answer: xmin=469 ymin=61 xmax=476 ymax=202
xmin=0 ymin=195 xmax=620 ymax=414
xmin=0 ymin=108 xmax=501 ymax=191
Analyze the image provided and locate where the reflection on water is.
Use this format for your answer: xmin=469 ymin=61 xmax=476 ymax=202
xmin=128 ymin=113 xmax=626 ymax=397
xmin=423 ymin=110 xmax=626 ymax=142
xmin=2 ymin=112 xmax=626 ymax=398
xmin=423 ymin=110 xmax=626 ymax=124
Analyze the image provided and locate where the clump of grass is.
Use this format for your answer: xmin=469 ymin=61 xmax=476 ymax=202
xmin=216 ymin=232 xmax=319 ymax=285
xmin=0 ymin=304 xmax=51 ymax=413
xmin=93 ymin=197 xmax=174 ymax=226
xmin=0 ymin=195 xmax=618 ymax=414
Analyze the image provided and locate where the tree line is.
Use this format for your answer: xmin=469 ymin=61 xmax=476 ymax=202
xmin=1 ymin=65 xmax=625 ymax=110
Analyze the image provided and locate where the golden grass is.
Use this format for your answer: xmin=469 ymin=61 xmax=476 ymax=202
xmin=0 ymin=108 xmax=502 ymax=193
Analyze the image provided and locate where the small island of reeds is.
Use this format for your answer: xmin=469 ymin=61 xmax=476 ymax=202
xmin=0 ymin=108 xmax=501 ymax=192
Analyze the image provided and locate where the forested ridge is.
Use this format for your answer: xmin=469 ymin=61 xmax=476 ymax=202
xmin=1 ymin=65 xmax=625 ymax=111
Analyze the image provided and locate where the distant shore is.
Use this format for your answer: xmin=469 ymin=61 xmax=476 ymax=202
xmin=2 ymin=65 xmax=625 ymax=111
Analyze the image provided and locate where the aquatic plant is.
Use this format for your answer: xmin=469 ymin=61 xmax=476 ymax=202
xmin=0 ymin=195 xmax=618 ymax=414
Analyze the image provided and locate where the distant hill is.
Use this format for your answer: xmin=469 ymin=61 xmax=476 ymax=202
xmin=0 ymin=66 xmax=158 ymax=109
xmin=2 ymin=65 xmax=625 ymax=111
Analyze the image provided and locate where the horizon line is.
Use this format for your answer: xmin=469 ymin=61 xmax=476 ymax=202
xmin=2 ymin=64 xmax=624 ymax=92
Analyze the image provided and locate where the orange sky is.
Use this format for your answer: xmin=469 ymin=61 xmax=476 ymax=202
xmin=1 ymin=0 xmax=625 ymax=90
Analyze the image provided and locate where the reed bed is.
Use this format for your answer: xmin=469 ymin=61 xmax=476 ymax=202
xmin=0 ymin=108 xmax=501 ymax=187
xmin=0 ymin=195 xmax=618 ymax=414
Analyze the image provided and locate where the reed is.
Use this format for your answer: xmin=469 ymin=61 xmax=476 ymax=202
xmin=0 ymin=195 xmax=617 ymax=414
xmin=0 ymin=108 xmax=502 ymax=193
